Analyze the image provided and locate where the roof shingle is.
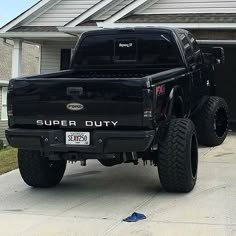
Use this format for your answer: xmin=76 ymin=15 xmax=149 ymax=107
xmin=9 ymin=26 xmax=58 ymax=32
xmin=118 ymin=13 xmax=236 ymax=23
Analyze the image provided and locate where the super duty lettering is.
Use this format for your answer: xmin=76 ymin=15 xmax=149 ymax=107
xmin=36 ymin=120 xmax=118 ymax=127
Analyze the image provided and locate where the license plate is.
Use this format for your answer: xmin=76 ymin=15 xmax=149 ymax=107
xmin=66 ymin=132 xmax=90 ymax=145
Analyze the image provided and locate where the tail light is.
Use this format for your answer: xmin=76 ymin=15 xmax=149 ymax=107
xmin=143 ymin=89 xmax=153 ymax=118
xmin=142 ymin=88 xmax=153 ymax=129
xmin=155 ymin=85 xmax=165 ymax=96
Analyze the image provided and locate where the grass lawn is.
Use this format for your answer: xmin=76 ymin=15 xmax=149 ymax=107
xmin=0 ymin=148 xmax=18 ymax=175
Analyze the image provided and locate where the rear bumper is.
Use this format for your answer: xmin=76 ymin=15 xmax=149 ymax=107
xmin=6 ymin=129 xmax=155 ymax=154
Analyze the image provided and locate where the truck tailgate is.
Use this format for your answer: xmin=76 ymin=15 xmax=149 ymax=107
xmin=8 ymin=77 xmax=149 ymax=130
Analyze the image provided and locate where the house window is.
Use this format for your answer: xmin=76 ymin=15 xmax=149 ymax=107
xmin=1 ymin=87 xmax=8 ymax=121
xmin=60 ymin=49 xmax=72 ymax=70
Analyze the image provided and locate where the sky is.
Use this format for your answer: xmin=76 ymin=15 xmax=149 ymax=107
xmin=0 ymin=0 xmax=38 ymax=27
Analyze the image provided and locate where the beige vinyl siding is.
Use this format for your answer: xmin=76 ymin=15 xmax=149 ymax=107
xmin=28 ymin=0 xmax=100 ymax=26
xmin=92 ymin=0 xmax=134 ymax=21
xmin=22 ymin=44 xmax=40 ymax=77
xmin=138 ymin=0 xmax=236 ymax=14
xmin=0 ymin=89 xmax=8 ymax=144
xmin=40 ymin=41 xmax=76 ymax=74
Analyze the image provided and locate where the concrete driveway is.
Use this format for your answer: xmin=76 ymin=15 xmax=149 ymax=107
xmin=0 ymin=134 xmax=236 ymax=236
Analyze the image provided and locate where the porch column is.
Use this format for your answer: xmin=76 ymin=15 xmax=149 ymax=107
xmin=11 ymin=39 xmax=22 ymax=78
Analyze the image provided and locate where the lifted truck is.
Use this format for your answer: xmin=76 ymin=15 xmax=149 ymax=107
xmin=6 ymin=28 xmax=229 ymax=193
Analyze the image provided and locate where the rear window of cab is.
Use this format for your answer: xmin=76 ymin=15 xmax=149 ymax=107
xmin=73 ymin=32 xmax=183 ymax=68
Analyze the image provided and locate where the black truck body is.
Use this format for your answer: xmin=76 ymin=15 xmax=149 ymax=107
xmin=5 ymin=28 xmax=229 ymax=192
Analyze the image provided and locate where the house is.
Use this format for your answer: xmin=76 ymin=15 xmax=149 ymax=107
xmin=0 ymin=0 xmax=236 ymax=127
xmin=0 ymin=39 xmax=39 ymax=143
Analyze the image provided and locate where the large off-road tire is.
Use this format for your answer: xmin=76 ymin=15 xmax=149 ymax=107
xmin=193 ymin=96 xmax=229 ymax=147
xmin=158 ymin=119 xmax=198 ymax=193
xmin=18 ymin=150 xmax=67 ymax=188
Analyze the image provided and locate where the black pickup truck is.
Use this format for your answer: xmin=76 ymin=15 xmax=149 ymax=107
xmin=6 ymin=28 xmax=229 ymax=193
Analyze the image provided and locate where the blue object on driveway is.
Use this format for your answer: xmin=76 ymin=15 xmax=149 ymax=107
xmin=123 ymin=212 xmax=146 ymax=222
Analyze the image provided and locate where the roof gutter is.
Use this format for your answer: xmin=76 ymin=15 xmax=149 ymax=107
xmin=2 ymin=24 xmax=236 ymax=40
xmin=198 ymin=40 xmax=236 ymax=44
xmin=97 ymin=22 xmax=236 ymax=30
xmin=57 ymin=26 xmax=100 ymax=33
xmin=0 ymin=32 xmax=75 ymax=39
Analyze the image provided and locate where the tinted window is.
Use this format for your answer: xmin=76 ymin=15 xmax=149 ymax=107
xmin=73 ymin=33 xmax=183 ymax=68
xmin=188 ymin=33 xmax=202 ymax=64
xmin=75 ymin=36 xmax=114 ymax=66
xmin=138 ymin=35 xmax=181 ymax=65
xmin=179 ymin=33 xmax=194 ymax=64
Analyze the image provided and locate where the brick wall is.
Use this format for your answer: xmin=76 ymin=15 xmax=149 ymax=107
xmin=0 ymin=39 xmax=12 ymax=81
xmin=0 ymin=39 xmax=40 ymax=80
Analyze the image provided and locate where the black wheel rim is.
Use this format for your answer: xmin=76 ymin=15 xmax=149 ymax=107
xmin=214 ymin=108 xmax=228 ymax=137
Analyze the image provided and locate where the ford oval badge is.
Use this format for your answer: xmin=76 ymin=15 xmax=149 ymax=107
xmin=67 ymin=103 xmax=84 ymax=111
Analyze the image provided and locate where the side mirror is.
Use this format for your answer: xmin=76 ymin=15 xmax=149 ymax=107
xmin=212 ymin=47 xmax=225 ymax=64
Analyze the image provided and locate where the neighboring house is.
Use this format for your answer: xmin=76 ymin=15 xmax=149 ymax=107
xmin=0 ymin=39 xmax=39 ymax=143
xmin=0 ymin=0 xmax=236 ymax=126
